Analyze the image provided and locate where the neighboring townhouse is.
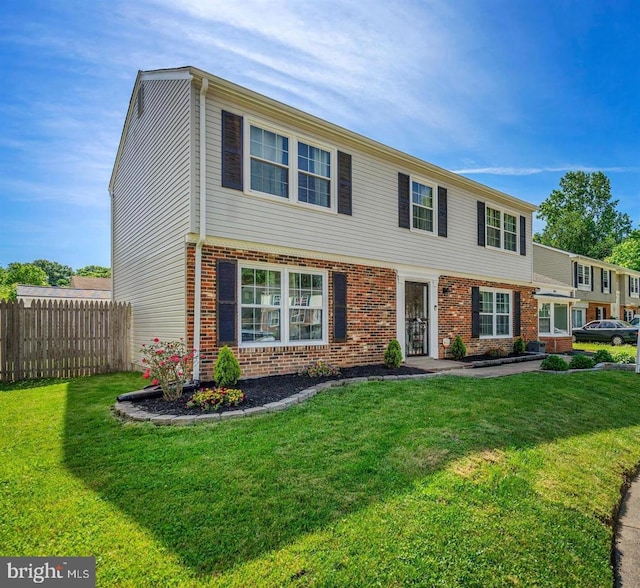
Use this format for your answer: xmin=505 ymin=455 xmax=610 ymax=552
xmin=617 ymin=268 xmax=640 ymax=322
xmin=16 ymin=284 xmax=112 ymax=307
xmin=533 ymin=242 xmax=640 ymax=347
xmin=110 ymin=66 xmax=538 ymax=379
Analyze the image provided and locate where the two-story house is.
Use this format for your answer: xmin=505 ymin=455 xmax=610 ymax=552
xmin=110 ymin=66 xmax=538 ymax=379
xmin=618 ymin=268 xmax=640 ymax=322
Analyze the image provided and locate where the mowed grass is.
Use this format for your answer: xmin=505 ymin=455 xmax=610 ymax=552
xmin=2 ymin=371 xmax=640 ymax=586
xmin=574 ymin=341 xmax=637 ymax=356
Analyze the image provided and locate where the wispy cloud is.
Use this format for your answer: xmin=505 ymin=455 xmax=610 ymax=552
xmin=453 ymin=166 xmax=640 ymax=176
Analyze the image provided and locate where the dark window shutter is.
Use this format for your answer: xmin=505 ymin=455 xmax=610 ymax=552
xmin=573 ymin=262 xmax=578 ymax=287
xmin=514 ymin=291 xmax=521 ymax=336
xmin=337 ymin=151 xmax=352 ymax=215
xmin=590 ymin=266 xmax=594 ymax=291
xmin=603 ymin=306 xmax=607 ymax=319
xmin=477 ymin=201 xmax=486 ymax=247
xmin=601 ymin=268 xmax=605 ymax=293
xmin=519 ymin=216 xmax=527 ymax=256
xmin=437 ymin=186 xmax=448 ymax=237
xmin=398 ymin=173 xmax=410 ymax=229
xmin=217 ymin=259 xmax=237 ymax=345
xmin=471 ymin=286 xmax=480 ymax=338
xmin=221 ymin=111 xmax=243 ymax=191
xmin=630 ymin=276 xmax=633 ymax=296
xmin=333 ymin=272 xmax=347 ymax=342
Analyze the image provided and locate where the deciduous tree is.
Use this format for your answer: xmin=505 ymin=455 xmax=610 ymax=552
xmin=606 ymin=230 xmax=640 ymax=272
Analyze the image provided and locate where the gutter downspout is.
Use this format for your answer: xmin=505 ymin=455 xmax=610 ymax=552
xmin=193 ymin=77 xmax=209 ymax=382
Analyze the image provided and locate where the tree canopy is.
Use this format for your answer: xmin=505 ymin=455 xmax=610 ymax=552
xmin=32 ymin=259 xmax=73 ymax=286
xmin=534 ymin=171 xmax=632 ymax=260
xmin=75 ymin=265 xmax=111 ymax=278
xmin=606 ymin=230 xmax=640 ymax=272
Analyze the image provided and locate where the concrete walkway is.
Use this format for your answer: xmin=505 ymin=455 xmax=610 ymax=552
xmin=616 ymin=470 xmax=640 ymax=587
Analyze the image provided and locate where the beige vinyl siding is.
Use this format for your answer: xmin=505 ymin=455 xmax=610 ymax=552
xmin=202 ymin=93 xmax=533 ymax=284
xmin=112 ymin=77 xmax=192 ymax=363
xmin=533 ymin=245 xmax=572 ymax=285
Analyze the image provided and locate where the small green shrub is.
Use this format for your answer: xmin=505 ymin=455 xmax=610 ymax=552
xmin=487 ymin=347 xmax=507 ymax=359
xmin=540 ymin=355 xmax=569 ymax=371
xmin=214 ymin=345 xmax=241 ymax=387
xmin=513 ymin=337 xmax=526 ymax=355
xmin=186 ymin=387 xmax=245 ymax=411
xmin=569 ymin=354 xmax=595 ymax=370
xmin=299 ymin=360 xmax=340 ymax=377
xmin=592 ymin=349 xmax=614 ymax=364
xmin=613 ymin=351 xmax=636 ymax=364
xmin=450 ymin=335 xmax=467 ymax=361
xmin=383 ymin=339 xmax=403 ymax=368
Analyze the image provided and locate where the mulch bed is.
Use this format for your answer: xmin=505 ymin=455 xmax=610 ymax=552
xmin=131 ymin=364 xmax=431 ymax=416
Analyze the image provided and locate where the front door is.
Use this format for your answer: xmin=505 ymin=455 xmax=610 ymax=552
xmin=405 ymin=282 xmax=429 ymax=356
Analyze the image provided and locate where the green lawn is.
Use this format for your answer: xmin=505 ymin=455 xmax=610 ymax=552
xmin=2 ymin=371 xmax=640 ymax=586
xmin=573 ymin=341 xmax=638 ymax=358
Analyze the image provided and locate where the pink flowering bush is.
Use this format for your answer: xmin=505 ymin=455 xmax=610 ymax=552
xmin=141 ymin=338 xmax=196 ymax=401
xmin=186 ymin=387 xmax=245 ymax=412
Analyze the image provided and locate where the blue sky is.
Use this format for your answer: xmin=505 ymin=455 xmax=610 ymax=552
xmin=1 ymin=0 xmax=639 ymax=270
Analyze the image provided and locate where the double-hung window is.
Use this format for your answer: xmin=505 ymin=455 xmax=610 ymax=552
xmin=486 ymin=207 xmax=517 ymax=252
xmin=539 ymin=302 xmax=569 ymax=335
xmin=240 ymin=265 xmax=326 ymax=345
xmin=480 ymin=289 xmax=511 ymax=337
xmin=248 ymin=121 xmax=334 ymax=210
xmin=249 ymin=126 xmax=289 ymax=198
xmin=631 ymin=276 xmax=640 ymax=298
xmin=576 ymin=263 xmax=591 ymax=290
xmin=411 ymin=179 xmax=435 ymax=233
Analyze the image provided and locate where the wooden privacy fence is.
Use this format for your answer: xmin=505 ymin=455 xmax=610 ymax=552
xmin=0 ymin=300 xmax=131 ymax=382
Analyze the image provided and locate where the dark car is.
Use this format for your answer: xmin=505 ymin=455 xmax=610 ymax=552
xmin=572 ymin=320 xmax=639 ymax=346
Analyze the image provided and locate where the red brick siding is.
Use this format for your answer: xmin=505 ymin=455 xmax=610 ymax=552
xmin=437 ymin=276 xmax=537 ymax=358
xmin=539 ymin=336 xmax=573 ymax=353
xmin=586 ymin=302 xmax=612 ymax=322
xmin=187 ymin=244 xmax=397 ymax=378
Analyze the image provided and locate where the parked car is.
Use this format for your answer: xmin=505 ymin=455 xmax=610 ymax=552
xmin=630 ymin=317 xmax=640 ymax=327
xmin=572 ymin=320 xmax=639 ymax=345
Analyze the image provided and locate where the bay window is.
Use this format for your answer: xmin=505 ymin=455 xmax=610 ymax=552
xmin=539 ymin=302 xmax=569 ymax=335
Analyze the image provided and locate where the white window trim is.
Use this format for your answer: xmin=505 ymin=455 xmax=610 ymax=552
xmin=479 ymin=287 xmax=512 ymax=339
xmin=244 ymin=118 xmax=338 ymax=213
xmin=410 ymin=176 xmax=437 ymax=235
xmin=576 ymin=263 xmax=592 ymax=291
xmin=485 ymin=206 xmax=519 ymax=254
xmin=239 ymin=262 xmax=329 ymax=348
xmin=538 ymin=301 xmax=570 ymax=336
xmin=630 ymin=276 xmax=640 ymax=298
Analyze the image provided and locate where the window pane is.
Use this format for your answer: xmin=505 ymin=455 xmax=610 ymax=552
xmin=298 ymin=174 xmax=330 ymax=207
xmin=487 ymin=226 xmax=501 ymax=248
xmin=487 ymin=208 xmax=501 ymax=228
xmin=289 ymin=272 xmax=323 ymax=307
xmin=412 ymin=182 xmax=433 ymax=208
xmin=241 ymin=308 xmax=281 ymax=342
xmin=251 ymin=160 xmax=288 ymax=198
xmin=289 ymin=309 xmax=323 ymax=341
xmin=480 ymin=315 xmax=493 ymax=336
xmin=504 ymin=231 xmax=517 ymax=252
xmin=504 ymin=214 xmax=516 ymax=233
xmin=250 ymin=126 xmax=288 ymax=165
xmin=412 ymin=205 xmax=433 ymax=232
xmin=496 ymin=315 xmax=510 ymax=335
xmin=298 ymin=143 xmax=330 ymax=177
xmin=496 ymin=293 xmax=510 ymax=314
xmin=480 ymin=291 xmax=493 ymax=313
xmin=554 ymin=304 xmax=568 ymax=333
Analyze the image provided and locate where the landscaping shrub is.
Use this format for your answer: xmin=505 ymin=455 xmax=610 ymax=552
xmin=569 ymin=354 xmax=595 ymax=370
xmin=592 ymin=349 xmax=614 ymax=364
xmin=186 ymin=387 xmax=245 ymax=411
xmin=299 ymin=360 xmax=340 ymax=377
xmin=540 ymin=355 xmax=569 ymax=371
xmin=513 ymin=337 xmax=526 ymax=355
xmin=613 ymin=351 xmax=636 ymax=364
xmin=214 ymin=346 xmax=241 ymax=387
xmin=450 ymin=335 xmax=466 ymax=361
xmin=383 ymin=339 xmax=403 ymax=368
xmin=140 ymin=338 xmax=196 ymax=401
xmin=487 ymin=347 xmax=507 ymax=359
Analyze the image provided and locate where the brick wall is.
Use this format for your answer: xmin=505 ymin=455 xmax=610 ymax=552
xmin=437 ymin=276 xmax=538 ymax=358
xmin=187 ymin=244 xmax=397 ymax=379
xmin=539 ymin=336 xmax=573 ymax=353
xmin=586 ymin=302 xmax=612 ymax=322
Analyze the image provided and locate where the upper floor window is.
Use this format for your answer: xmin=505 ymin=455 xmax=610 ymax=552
xmin=249 ymin=126 xmax=289 ymax=198
xmin=602 ymin=269 xmax=610 ymax=293
xmin=631 ymin=276 xmax=640 ymax=298
xmin=411 ymin=179 xmax=435 ymax=233
xmin=247 ymin=122 xmax=334 ymax=210
xmin=486 ymin=207 xmax=518 ymax=252
xmin=480 ymin=288 xmax=511 ymax=337
xmin=576 ymin=263 xmax=591 ymax=290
